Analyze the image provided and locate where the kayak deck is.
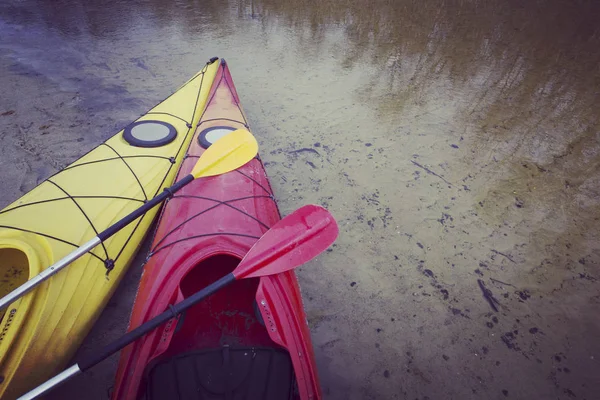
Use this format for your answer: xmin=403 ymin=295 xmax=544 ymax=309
xmin=0 ymin=59 xmax=220 ymax=398
xmin=113 ymin=59 xmax=321 ymax=400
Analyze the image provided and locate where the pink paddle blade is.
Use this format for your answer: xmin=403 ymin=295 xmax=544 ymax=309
xmin=233 ymin=205 xmax=339 ymax=279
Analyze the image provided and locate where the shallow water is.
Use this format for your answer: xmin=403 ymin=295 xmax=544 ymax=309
xmin=1 ymin=0 xmax=599 ymax=399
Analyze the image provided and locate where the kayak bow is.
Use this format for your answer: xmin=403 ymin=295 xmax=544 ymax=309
xmin=112 ymin=59 xmax=324 ymax=400
xmin=0 ymin=58 xmax=220 ymax=398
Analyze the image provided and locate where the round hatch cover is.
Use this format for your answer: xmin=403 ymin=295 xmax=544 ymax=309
xmin=198 ymin=126 xmax=236 ymax=149
xmin=123 ymin=120 xmax=177 ymax=147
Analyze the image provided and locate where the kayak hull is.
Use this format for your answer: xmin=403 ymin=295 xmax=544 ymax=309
xmin=113 ymin=59 xmax=321 ymax=400
xmin=0 ymin=59 xmax=220 ymax=399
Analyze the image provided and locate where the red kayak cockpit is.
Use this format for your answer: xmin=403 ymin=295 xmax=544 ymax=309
xmin=139 ymin=253 xmax=299 ymax=399
xmin=159 ymin=254 xmax=277 ymax=356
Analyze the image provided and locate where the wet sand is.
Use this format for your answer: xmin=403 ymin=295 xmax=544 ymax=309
xmin=1 ymin=0 xmax=599 ymax=399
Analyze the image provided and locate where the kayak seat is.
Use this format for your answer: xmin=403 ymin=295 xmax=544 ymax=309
xmin=145 ymin=346 xmax=297 ymax=400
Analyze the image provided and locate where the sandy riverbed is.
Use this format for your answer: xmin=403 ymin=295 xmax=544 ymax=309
xmin=1 ymin=1 xmax=599 ymax=399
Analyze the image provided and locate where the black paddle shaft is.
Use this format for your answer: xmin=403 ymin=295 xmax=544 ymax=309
xmin=78 ymin=272 xmax=235 ymax=371
xmin=98 ymin=174 xmax=194 ymax=241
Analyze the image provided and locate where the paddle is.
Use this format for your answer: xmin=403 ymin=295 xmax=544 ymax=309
xmin=0 ymin=129 xmax=258 ymax=311
xmin=19 ymin=204 xmax=338 ymax=400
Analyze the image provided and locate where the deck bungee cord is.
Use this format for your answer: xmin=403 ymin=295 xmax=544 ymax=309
xmin=0 ymin=127 xmax=258 ymax=309
xmin=18 ymin=205 xmax=339 ymax=400
xmin=143 ymin=64 xmax=278 ymax=259
xmin=0 ymin=57 xmax=226 ymax=399
xmin=0 ymin=61 xmax=214 ymax=278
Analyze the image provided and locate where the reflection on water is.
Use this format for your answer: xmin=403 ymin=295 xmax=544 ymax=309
xmin=1 ymin=0 xmax=599 ymax=399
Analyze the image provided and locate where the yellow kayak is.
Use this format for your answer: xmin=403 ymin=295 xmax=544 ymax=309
xmin=0 ymin=58 xmax=220 ymax=398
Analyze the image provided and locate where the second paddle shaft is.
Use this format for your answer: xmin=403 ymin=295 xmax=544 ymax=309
xmin=18 ymin=272 xmax=235 ymax=400
xmin=0 ymin=175 xmax=194 ymax=311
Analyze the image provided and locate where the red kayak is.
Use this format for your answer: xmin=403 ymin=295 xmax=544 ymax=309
xmin=112 ymin=59 xmax=321 ymax=400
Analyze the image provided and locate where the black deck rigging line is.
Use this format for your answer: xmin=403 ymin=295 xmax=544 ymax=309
xmin=147 ymin=64 xmax=208 ymax=201
xmin=134 ymin=62 xmax=213 ymax=256
xmin=145 ymin=112 xmax=191 ymax=127
xmin=256 ymin=156 xmax=282 ymax=219
xmin=149 ymin=148 xmax=176 ymax=199
xmin=142 ymin=63 xmax=209 ymax=120
xmin=196 ymin=65 xmax=224 ymax=123
xmin=222 ymin=67 xmax=250 ymax=127
xmin=0 ymin=225 xmax=104 ymax=262
xmin=62 ymin=155 xmax=172 ymax=172
xmin=149 ymin=166 xmax=274 ymax=248
xmin=149 ymin=194 xmax=274 ymax=253
xmin=195 ymin=65 xmax=248 ymax=129
xmin=75 ymin=195 xmax=145 ymax=202
xmin=0 ymin=195 xmax=145 ymax=216
xmin=102 ymin=143 xmax=148 ymax=202
xmin=196 ymin=118 xmax=249 ymax=128
xmin=176 ymin=194 xmax=274 ymax=202
xmin=20 ymin=63 xmax=211 ymax=188
xmin=150 ymin=201 xmax=226 ymax=252
xmin=0 ymin=61 xmax=214 ymax=276
xmin=234 ymin=169 xmax=272 ymax=196
xmin=183 ymin=154 xmax=260 ymax=162
xmin=104 ymin=259 xmax=115 ymax=275
xmin=174 ymin=194 xmax=275 ymax=229
xmin=47 ymin=179 xmax=110 ymax=260
xmin=194 ymin=64 xmax=278 ymax=217
xmin=143 ymin=61 xmax=286 ymax=261
xmin=113 ymin=212 xmax=146 ymax=263
xmin=109 ymin=62 xmax=212 ymax=267
xmin=188 ymin=65 xmax=208 ymax=133
xmin=149 ymin=232 xmax=261 ymax=258
xmin=182 ymin=61 xmax=281 ymax=223
xmin=113 ymin=62 xmax=212 ymax=264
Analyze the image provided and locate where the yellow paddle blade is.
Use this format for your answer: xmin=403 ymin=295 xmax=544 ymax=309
xmin=191 ymin=129 xmax=258 ymax=178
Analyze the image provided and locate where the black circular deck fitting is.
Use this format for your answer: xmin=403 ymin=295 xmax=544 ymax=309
xmin=198 ymin=126 xmax=236 ymax=149
xmin=123 ymin=120 xmax=177 ymax=148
